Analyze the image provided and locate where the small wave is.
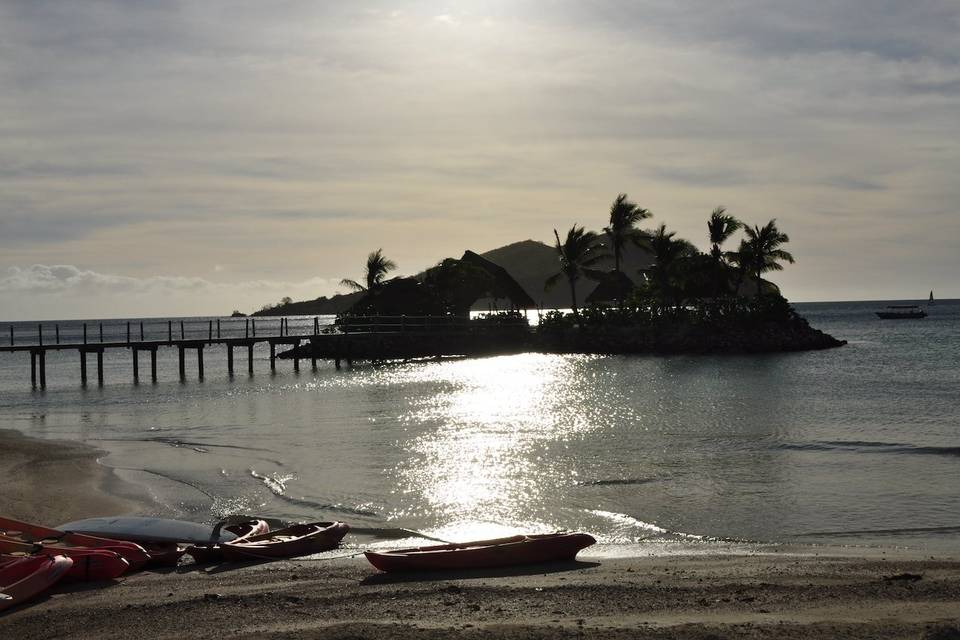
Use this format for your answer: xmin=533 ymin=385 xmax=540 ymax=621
xmin=250 ymin=469 xmax=295 ymax=495
xmin=249 ymin=469 xmax=378 ymax=517
xmin=586 ymin=509 xmax=703 ymax=540
xmin=99 ymin=436 xmax=272 ymax=453
xmin=795 ymin=524 xmax=960 ymax=538
xmin=576 ymin=478 xmax=656 ymax=486
xmin=777 ymin=441 xmax=960 ymax=458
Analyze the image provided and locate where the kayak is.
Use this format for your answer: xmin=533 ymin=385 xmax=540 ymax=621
xmin=364 ymin=532 xmax=596 ymax=572
xmin=0 ymin=555 xmax=73 ymax=613
xmin=187 ymin=519 xmax=270 ymax=563
xmin=0 ymin=516 xmax=150 ymax=570
xmin=0 ymin=536 xmax=129 ymax=581
xmin=57 ymin=517 xmax=238 ymax=545
xmin=221 ymin=522 xmax=349 ymax=560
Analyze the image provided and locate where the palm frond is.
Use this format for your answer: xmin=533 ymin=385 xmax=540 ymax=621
xmin=339 ymin=278 xmax=365 ymax=292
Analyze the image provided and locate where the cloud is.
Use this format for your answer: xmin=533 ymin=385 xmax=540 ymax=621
xmin=0 ymin=265 xmax=341 ymax=320
xmin=0 ymin=0 xmax=958 ymax=309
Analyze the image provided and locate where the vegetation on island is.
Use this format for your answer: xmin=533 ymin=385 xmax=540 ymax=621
xmin=538 ymin=196 xmax=841 ymax=353
xmin=339 ymin=249 xmax=397 ymax=293
xmin=255 ymin=191 xmax=843 ymax=354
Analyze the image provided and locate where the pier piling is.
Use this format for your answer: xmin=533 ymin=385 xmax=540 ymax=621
xmin=178 ymin=346 xmax=186 ymax=382
xmin=150 ymin=348 xmax=158 ymax=382
xmin=80 ymin=351 xmax=87 ymax=386
xmin=39 ymin=351 xmax=46 ymax=389
xmin=247 ymin=344 xmax=254 ymax=375
xmin=97 ymin=350 xmax=104 ymax=386
xmin=31 ymin=351 xmax=37 ymax=388
xmin=227 ymin=344 xmax=234 ymax=377
xmin=132 ymin=348 xmax=139 ymax=384
xmin=197 ymin=346 xmax=204 ymax=380
xmin=269 ymin=342 xmax=276 ymax=372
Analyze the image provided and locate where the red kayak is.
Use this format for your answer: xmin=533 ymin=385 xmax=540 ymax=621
xmin=365 ymin=532 xmax=596 ymax=572
xmin=187 ymin=519 xmax=270 ymax=563
xmin=221 ymin=522 xmax=349 ymax=560
xmin=0 ymin=536 xmax=129 ymax=581
xmin=0 ymin=516 xmax=150 ymax=571
xmin=0 ymin=554 xmax=73 ymax=613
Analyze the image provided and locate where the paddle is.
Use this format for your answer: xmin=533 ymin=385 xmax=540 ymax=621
xmin=397 ymin=529 xmax=456 ymax=544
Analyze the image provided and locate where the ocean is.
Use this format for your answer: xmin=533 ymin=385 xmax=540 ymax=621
xmin=1 ymin=300 xmax=957 ymax=553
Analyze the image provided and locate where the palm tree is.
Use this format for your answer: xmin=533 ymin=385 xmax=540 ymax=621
xmin=647 ymin=223 xmax=697 ymax=311
xmin=545 ymin=225 xmax=607 ymax=320
xmin=340 ymin=248 xmax=397 ymax=292
xmin=738 ymin=220 xmax=794 ymax=297
xmin=706 ymin=207 xmax=741 ymax=298
xmin=604 ymin=193 xmax=652 ymax=275
xmin=707 ymin=207 xmax=741 ymax=261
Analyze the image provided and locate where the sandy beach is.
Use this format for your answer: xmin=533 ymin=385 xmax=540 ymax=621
xmin=0 ymin=429 xmax=143 ymax=525
xmin=1 ymin=549 xmax=958 ymax=639
xmin=0 ymin=431 xmax=957 ymax=639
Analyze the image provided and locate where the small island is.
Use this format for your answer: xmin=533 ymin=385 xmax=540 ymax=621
xmin=259 ymin=194 xmax=845 ymax=363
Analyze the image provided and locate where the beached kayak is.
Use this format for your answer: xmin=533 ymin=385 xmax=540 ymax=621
xmin=0 ymin=554 xmax=73 ymax=613
xmin=57 ymin=516 xmax=238 ymax=545
xmin=0 ymin=516 xmax=150 ymax=570
xmin=364 ymin=532 xmax=596 ymax=572
xmin=221 ymin=522 xmax=349 ymax=560
xmin=187 ymin=519 xmax=270 ymax=563
xmin=0 ymin=536 xmax=129 ymax=581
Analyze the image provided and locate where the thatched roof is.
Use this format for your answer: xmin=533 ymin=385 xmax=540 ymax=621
xmin=347 ymin=277 xmax=444 ymax=316
xmin=460 ymin=250 xmax=536 ymax=309
xmin=586 ymin=270 xmax=636 ymax=305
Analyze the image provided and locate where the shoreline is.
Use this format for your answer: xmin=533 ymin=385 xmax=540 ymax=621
xmin=0 ymin=428 xmax=150 ymax=526
xmin=2 ymin=431 xmax=959 ymax=637
xmin=2 ymin=552 xmax=959 ymax=638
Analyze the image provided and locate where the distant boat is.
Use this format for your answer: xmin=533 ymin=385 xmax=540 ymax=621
xmin=876 ymin=305 xmax=927 ymax=320
xmin=929 ymin=290 xmax=935 ymax=305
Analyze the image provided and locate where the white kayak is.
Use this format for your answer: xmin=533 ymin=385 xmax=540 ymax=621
xmin=57 ymin=517 xmax=239 ymax=544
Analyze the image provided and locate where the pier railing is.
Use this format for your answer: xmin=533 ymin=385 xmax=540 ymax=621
xmin=2 ymin=315 xmax=493 ymax=349
xmin=3 ymin=316 xmax=333 ymax=348
xmin=0 ymin=314 xmax=523 ymax=389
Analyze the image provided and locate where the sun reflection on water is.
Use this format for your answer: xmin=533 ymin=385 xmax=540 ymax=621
xmin=392 ymin=354 xmax=601 ymax=540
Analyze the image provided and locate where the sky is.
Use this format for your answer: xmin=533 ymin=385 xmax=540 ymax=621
xmin=1 ymin=1 xmax=958 ymax=319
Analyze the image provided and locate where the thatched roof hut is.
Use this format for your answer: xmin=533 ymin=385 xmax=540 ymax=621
xmin=460 ymin=250 xmax=535 ymax=309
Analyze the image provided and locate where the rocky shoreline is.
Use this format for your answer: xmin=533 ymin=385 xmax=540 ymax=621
xmin=538 ymin=314 xmax=846 ymax=355
xmin=280 ymin=314 xmax=845 ymax=363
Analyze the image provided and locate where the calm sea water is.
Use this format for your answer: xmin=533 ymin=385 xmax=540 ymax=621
xmin=1 ymin=300 xmax=958 ymax=553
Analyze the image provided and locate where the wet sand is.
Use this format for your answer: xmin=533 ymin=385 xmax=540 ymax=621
xmin=1 ymin=431 xmax=959 ymax=638
xmin=0 ymin=429 xmax=143 ymax=525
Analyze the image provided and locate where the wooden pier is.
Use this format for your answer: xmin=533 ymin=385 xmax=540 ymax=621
xmin=1 ymin=316 xmax=529 ymax=389
xmin=0 ymin=317 xmax=327 ymax=389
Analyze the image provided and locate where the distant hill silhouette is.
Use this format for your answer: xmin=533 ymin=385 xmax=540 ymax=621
xmin=248 ymin=233 xmax=655 ymax=316
xmin=477 ymin=235 xmax=654 ymax=309
xmin=251 ymin=291 xmax=363 ymax=317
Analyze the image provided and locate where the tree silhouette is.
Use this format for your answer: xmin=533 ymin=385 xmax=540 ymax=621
xmin=545 ymin=225 xmax=607 ymax=320
xmin=340 ymin=249 xmax=397 ymax=292
xmin=604 ymin=193 xmax=651 ymax=274
xmin=737 ymin=220 xmax=794 ymax=297
xmin=647 ymin=223 xmax=697 ymax=311
xmin=706 ymin=207 xmax=741 ymax=298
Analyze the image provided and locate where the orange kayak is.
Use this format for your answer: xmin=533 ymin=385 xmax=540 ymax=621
xmin=0 ymin=516 xmax=150 ymax=571
xmin=0 ymin=536 xmax=129 ymax=581
xmin=365 ymin=532 xmax=596 ymax=572
xmin=221 ymin=522 xmax=349 ymax=560
xmin=0 ymin=554 xmax=73 ymax=613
